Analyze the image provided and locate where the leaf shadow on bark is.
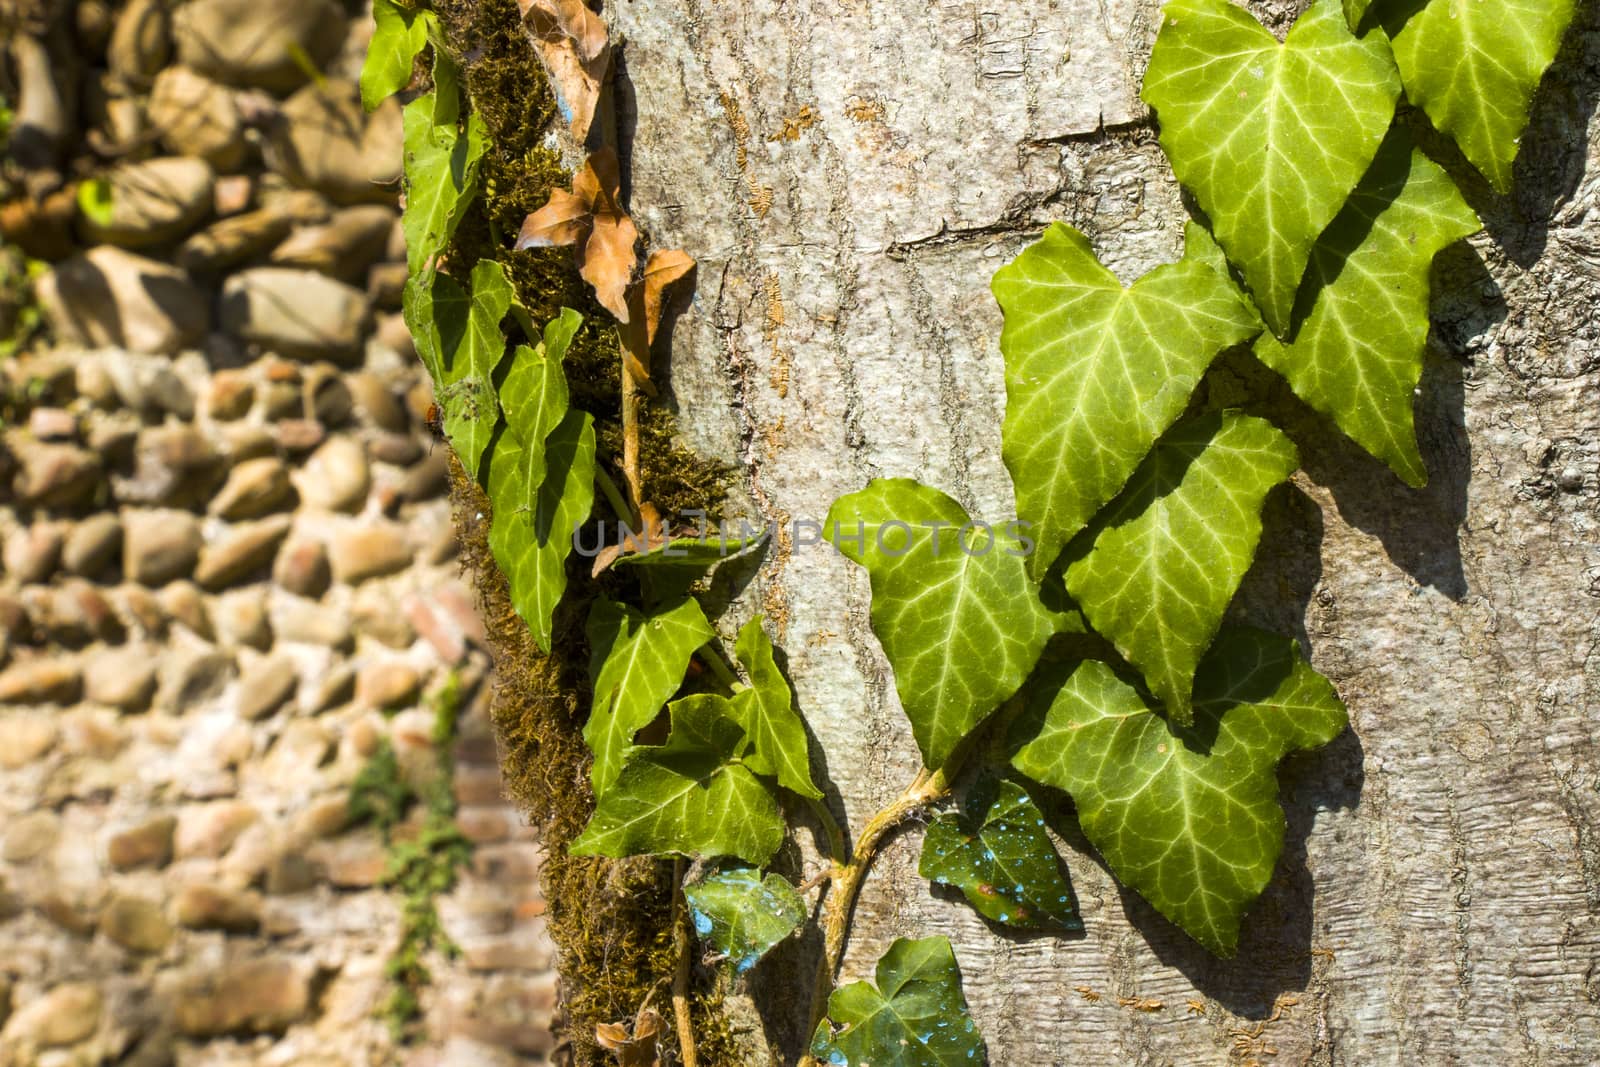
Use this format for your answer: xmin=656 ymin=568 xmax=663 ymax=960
xmin=1209 ymin=341 xmax=1477 ymax=602
xmin=1110 ymin=725 xmax=1366 ymax=1019
xmin=1390 ymin=0 xmax=1600 ymax=270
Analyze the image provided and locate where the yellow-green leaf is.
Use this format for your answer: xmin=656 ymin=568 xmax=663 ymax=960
xmin=1143 ymin=0 xmax=1401 ymax=336
xmin=1065 ymin=413 xmax=1298 ymax=726
xmin=571 ymin=695 xmax=785 ymax=865
xmin=824 ymin=480 xmax=1055 ymax=771
xmin=360 ymin=0 xmax=432 ymax=111
xmin=993 ymin=222 xmax=1261 ymax=576
xmin=731 ymin=616 xmax=821 ymax=800
xmin=1255 ymin=131 xmax=1480 ymax=486
xmin=1009 ymin=628 xmax=1348 ymax=956
xmin=1382 ymin=0 xmax=1578 ymax=193
xmin=583 ymin=597 xmax=714 ymax=795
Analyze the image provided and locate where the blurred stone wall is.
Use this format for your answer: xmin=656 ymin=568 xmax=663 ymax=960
xmin=0 ymin=2 xmax=556 ymax=1064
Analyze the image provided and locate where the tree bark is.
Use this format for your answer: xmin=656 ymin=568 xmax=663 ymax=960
xmin=595 ymin=0 xmax=1600 ymax=1061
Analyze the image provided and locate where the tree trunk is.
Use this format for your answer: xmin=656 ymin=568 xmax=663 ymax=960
xmin=563 ymin=0 xmax=1600 ymax=1060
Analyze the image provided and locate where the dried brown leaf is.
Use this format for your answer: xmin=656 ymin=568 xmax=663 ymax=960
xmin=515 ymin=187 xmax=591 ymax=249
xmin=523 ymin=0 xmax=608 ymax=63
xmin=523 ymin=0 xmax=611 ymax=141
xmin=640 ymin=249 xmax=695 ymax=347
xmin=594 ymin=1007 xmax=664 ymax=1067
xmin=578 ymin=212 xmax=639 ymax=323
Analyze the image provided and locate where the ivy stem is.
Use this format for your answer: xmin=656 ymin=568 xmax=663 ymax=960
xmin=671 ymin=857 xmax=699 ymax=1067
xmin=799 ymin=765 xmax=952 ymax=1063
xmin=593 ymin=464 xmax=633 ymax=526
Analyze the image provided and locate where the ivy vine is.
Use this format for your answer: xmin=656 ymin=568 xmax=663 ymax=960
xmin=364 ymin=0 xmax=1580 ymax=1062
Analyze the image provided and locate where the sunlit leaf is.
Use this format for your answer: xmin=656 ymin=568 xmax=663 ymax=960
xmin=583 ymin=597 xmax=714 ymax=795
xmin=810 ymin=937 xmax=986 ymax=1067
xmin=731 ymin=616 xmax=822 ymax=799
xmin=825 ymin=480 xmax=1055 ymax=770
xmin=485 ymin=309 xmax=589 ymax=653
xmin=1009 ymin=628 xmax=1348 ymax=956
xmin=919 ymin=779 xmax=1081 ymax=933
xmin=361 ymin=0 xmax=433 ymax=111
xmin=401 ymin=90 xmax=488 ymax=275
xmin=1065 ymin=413 xmax=1298 ymax=726
xmin=424 ymin=260 xmax=516 ymax=482
xmin=684 ymin=867 xmax=806 ymax=975
xmin=993 ymin=222 xmax=1260 ymax=576
xmin=1142 ymin=0 xmax=1401 ymax=336
xmin=1382 ymin=0 xmax=1578 ymax=193
xmin=1254 ymin=131 xmax=1480 ymax=486
xmin=571 ymin=695 xmax=785 ymax=865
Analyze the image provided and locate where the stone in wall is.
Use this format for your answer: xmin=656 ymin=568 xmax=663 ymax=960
xmin=0 ymin=1 xmax=558 ymax=1062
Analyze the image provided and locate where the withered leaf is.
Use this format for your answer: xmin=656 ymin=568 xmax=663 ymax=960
xmin=640 ymin=249 xmax=695 ymax=347
xmin=515 ymin=188 xmax=589 ymax=248
xmin=520 ymin=0 xmax=611 ymax=141
xmin=516 ymin=149 xmax=639 ymax=323
xmin=595 ymin=1007 xmax=664 ymax=1067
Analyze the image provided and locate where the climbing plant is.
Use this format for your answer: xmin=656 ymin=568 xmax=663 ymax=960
xmin=366 ymin=0 xmax=1580 ymax=1062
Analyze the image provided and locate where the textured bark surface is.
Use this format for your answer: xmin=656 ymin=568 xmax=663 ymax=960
xmin=605 ymin=0 xmax=1600 ymax=1061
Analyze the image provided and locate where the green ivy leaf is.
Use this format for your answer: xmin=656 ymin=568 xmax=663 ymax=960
xmin=1143 ymin=0 xmax=1401 ymax=336
xmin=360 ymin=0 xmax=433 ymax=111
xmin=1009 ymin=628 xmax=1348 ymax=956
xmin=918 ymin=779 xmax=1082 ymax=934
xmin=1384 ymin=0 xmax=1577 ymax=193
xmin=1065 ymin=413 xmax=1298 ymax=726
xmin=684 ymin=867 xmax=806 ymax=975
xmin=584 ymin=597 xmax=715 ymax=795
xmin=423 ymin=260 xmax=516 ymax=482
xmin=1344 ymin=0 xmax=1375 ymax=27
xmin=487 ymin=407 xmax=595 ymax=654
xmin=993 ymin=222 xmax=1261 ymax=575
xmin=731 ymin=616 xmax=822 ymax=800
xmin=810 ymin=936 xmax=986 ymax=1067
xmin=498 ymin=308 xmax=580 ymax=490
xmin=611 ymin=531 xmax=768 ymax=570
xmin=824 ymin=480 xmax=1055 ymax=771
xmin=401 ymin=90 xmax=487 ymax=275
xmin=1255 ymin=131 xmax=1480 ymax=486
xmin=571 ymin=695 xmax=785 ymax=865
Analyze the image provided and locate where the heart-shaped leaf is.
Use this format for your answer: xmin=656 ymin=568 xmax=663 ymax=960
xmin=401 ymin=90 xmax=488 ymax=275
xmin=361 ymin=0 xmax=433 ymax=110
xmin=584 ymin=597 xmax=714 ymax=795
xmin=824 ymin=480 xmax=1056 ymax=770
xmin=571 ymin=695 xmax=785 ymax=865
xmin=1009 ymin=628 xmax=1348 ymax=956
xmin=485 ymin=311 xmax=591 ymax=653
xmin=1143 ymin=0 xmax=1401 ymax=336
xmin=411 ymin=260 xmax=516 ymax=482
xmin=1383 ymin=0 xmax=1578 ymax=193
xmin=730 ymin=616 xmax=821 ymax=800
xmin=919 ymin=778 xmax=1082 ymax=933
xmin=684 ymin=867 xmax=806 ymax=975
xmin=993 ymin=222 xmax=1261 ymax=576
xmin=1254 ymin=131 xmax=1480 ymax=485
xmin=1065 ymin=413 xmax=1298 ymax=726
xmin=810 ymin=936 xmax=986 ymax=1067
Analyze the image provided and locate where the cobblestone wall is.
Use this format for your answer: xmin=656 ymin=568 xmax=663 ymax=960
xmin=1 ymin=2 xmax=556 ymax=1064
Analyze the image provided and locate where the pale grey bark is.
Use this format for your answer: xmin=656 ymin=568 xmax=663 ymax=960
xmin=605 ymin=0 xmax=1600 ymax=1061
